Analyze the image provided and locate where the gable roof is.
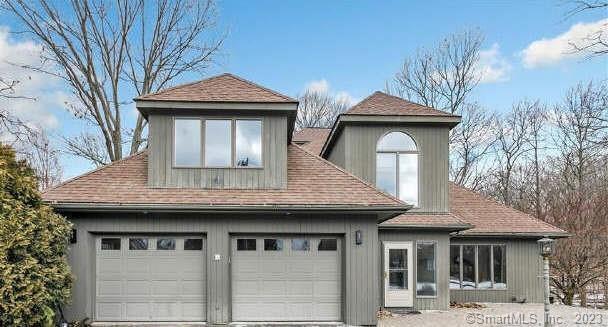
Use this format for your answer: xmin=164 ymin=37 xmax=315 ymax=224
xmin=296 ymin=129 xmax=567 ymax=237
xmin=344 ymin=91 xmax=458 ymax=117
xmin=42 ymin=145 xmax=406 ymax=211
xmin=135 ymin=73 xmax=298 ymax=103
xmin=293 ymin=128 xmax=331 ymax=155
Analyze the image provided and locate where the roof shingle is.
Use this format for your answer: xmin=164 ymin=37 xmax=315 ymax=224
xmin=293 ymin=128 xmax=331 ymax=155
xmin=42 ymin=145 xmax=403 ymax=208
xmin=345 ymin=91 xmax=457 ymax=117
xmin=135 ymin=73 xmax=297 ymax=103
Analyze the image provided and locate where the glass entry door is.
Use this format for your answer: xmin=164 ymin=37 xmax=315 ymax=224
xmin=384 ymin=242 xmax=413 ymax=307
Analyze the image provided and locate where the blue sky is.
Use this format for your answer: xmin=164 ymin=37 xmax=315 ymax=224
xmin=0 ymin=1 xmax=606 ymax=179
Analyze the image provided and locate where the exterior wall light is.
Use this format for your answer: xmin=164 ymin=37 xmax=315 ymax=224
xmin=355 ymin=230 xmax=363 ymax=245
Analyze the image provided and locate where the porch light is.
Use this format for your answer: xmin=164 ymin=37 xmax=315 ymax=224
xmin=537 ymin=237 xmax=555 ymax=257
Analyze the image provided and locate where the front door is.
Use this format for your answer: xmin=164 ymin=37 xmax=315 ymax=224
xmin=383 ymin=242 xmax=413 ymax=307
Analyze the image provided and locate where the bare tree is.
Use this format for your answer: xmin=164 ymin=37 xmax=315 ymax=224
xmin=565 ymin=0 xmax=608 ymax=57
xmin=387 ymin=29 xmax=484 ymax=114
xmin=295 ymin=89 xmax=350 ymax=130
xmin=526 ymin=103 xmax=548 ymax=219
xmin=449 ymin=103 xmax=495 ymax=190
xmin=3 ymin=0 xmax=224 ymax=165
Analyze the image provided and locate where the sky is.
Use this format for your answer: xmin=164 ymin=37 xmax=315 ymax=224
xmin=0 ymin=0 xmax=606 ymax=179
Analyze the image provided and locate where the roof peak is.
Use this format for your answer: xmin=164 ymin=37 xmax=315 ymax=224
xmin=135 ymin=73 xmax=298 ymax=103
xmin=344 ymin=91 xmax=457 ymax=117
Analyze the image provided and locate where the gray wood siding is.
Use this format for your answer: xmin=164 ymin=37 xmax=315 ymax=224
xmin=328 ymin=124 xmax=450 ymax=213
xmin=450 ymin=238 xmax=544 ymax=303
xmin=379 ymin=230 xmax=451 ymax=310
xmin=64 ymin=213 xmax=379 ymax=326
xmin=147 ymin=114 xmax=288 ymax=189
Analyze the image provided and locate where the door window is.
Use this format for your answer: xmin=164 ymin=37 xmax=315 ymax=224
xmin=388 ymin=248 xmax=408 ymax=289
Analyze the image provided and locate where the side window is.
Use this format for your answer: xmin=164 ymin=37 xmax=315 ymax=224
xmin=129 ymin=238 xmax=148 ymax=250
xmin=235 ymin=120 xmax=262 ymax=167
xmin=416 ymin=242 xmax=437 ymax=297
xmin=157 ymin=238 xmax=176 ymax=250
xmin=184 ymin=238 xmax=203 ymax=250
xmin=451 ymin=244 xmax=507 ymax=289
xmin=318 ymin=239 xmax=337 ymax=251
xmin=174 ymin=119 xmax=201 ymax=167
xmin=237 ymin=239 xmax=256 ymax=251
xmin=101 ymin=238 xmax=121 ymax=250
xmin=264 ymin=239 xmax=283 ymax=251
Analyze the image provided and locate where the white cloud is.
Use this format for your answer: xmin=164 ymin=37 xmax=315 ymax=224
xmin=521 ymin=19 xmax=608 ymax=68
xmin=303 ymin=79 xmax=358 ymax=106
xmin=0 ymin=26 xmax=67 ymax=130
xmin=477 ymin=43 xmax=512 ymax=84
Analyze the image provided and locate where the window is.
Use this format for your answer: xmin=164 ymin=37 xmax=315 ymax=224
xmin=388 ymin=248 xmax=408 ymax=289
xmin=291 ymin=239 xmax=310 ymax=251
xmin=157 ymin=238 xmax=175 ymax=250
xmin=205 ymin=120 xmax=232 ymax=167
xmin=416 ymin=242 xmax=436 ymax=296
xmin=184 ymin=238 xmax=203 ymax=250
xmin=235 ymin=120 xmax=262 ymax=167
xmin=450 ymin=245 xmax=461 ymax=289
xmin=174 ymin=119 xmax=201 ymax=167
xmin=376 ymin=132 xmax=418 ymax=206
xmin=264 ymin=239 xmax=283 ymax=251
xmin=101 ymin=238 xmax=120 ymax=250
xmin=129 ymin=238 xmax=148 ymax=250
xmin=451 ymin=244 xmax=507 ymax=289
xmin=318 ymin=239 xmax=337 ymax=251
xmin=237 ymin=239 xmax=256 ymax=251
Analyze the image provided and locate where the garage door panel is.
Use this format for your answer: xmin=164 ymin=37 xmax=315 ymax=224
xmin=231 ymin=236 xmax=342 ymax=322
xmin=95 ymin=236 xmax=206 ymax=322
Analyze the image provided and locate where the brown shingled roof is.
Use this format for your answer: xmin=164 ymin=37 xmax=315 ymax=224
xmin=42 ymin=144 xmax=404 ymax=208
xmin=135 ymin=73 xmax=297 ymax=103
xmin=293 ymin=128 xmax=331 ymax=155
xmin=344 ymin=91 xmax=457 ymax=117
xmin=380 ymin=212 xmax=471 ymax=230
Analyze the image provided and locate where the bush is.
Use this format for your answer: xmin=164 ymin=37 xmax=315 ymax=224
xmin=0 ymin=144 xmax=73 ymax=326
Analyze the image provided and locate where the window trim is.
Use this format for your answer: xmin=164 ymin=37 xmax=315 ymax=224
xmin=415 ymin=240 xmax=438 ymax=298
xmin=173 ymin=117 xmax=203 ymax=168
xmin=172 ymin=116 xmax=264 ymax=169
xmin=450 ymin=243 xmax=508 ymax=291
xmin=375 ymin=130 xmax=420 ymax=208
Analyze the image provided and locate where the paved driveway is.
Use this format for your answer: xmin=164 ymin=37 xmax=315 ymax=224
xmin=378 ymin=303 xmax=607 ymax=327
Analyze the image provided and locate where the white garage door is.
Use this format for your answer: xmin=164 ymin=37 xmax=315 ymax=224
xmin=231 ymin=236 xmax=342 ymax=321
xmin=95 ymin=236 xmax=206 ymax=321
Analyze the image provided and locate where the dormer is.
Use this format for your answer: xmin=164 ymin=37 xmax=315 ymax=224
xmin=321 ymin=91 xmax=460 ymax=213
xmin=135 ymin=73 xmax=298 ymax=189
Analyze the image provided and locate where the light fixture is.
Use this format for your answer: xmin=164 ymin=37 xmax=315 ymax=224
xmin=355 ymin=230 xmax=363 ymax=245
xmin=537 ymin=237 xmax=555 ymax=257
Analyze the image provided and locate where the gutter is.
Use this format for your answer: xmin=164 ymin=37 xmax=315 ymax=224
xmin=379 ymin=223 xmax=473 ymax=232
xmin=451 ymin=232 xmax=571 ymax=239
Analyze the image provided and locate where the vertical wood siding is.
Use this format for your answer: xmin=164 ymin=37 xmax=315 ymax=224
xmin=327 ymin=124 xmax=450 ymax=213
xmin=450 ymin=238 xmax=543 ymax=303
xmin=379 ymin=230 xmax=451 ymax=310
xmin=148 ymin=114 xmax=288 ymax=189
xmin=64 ymin=213 xmax=380 ymax=326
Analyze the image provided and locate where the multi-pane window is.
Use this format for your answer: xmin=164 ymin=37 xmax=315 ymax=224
xmin=174 ymin=119 xmax=202 ymax=167
xmin=264 ymin=239 xmax=283 ymax=251
xmin=416 ymin=242 xmax=437 ymax=297
xmin=376 ymin=132 xmax=418 ymax=206
xmin=237 ymin=239 xmax=256 ymax=251
xmin=450 ymin=244 xmax=507 ymax=289
xmin=174 ymin=118 xmax=262 ymax=168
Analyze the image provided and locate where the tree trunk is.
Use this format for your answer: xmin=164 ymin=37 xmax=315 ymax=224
xmin=580 ymin=287 xmax=587 ymax=307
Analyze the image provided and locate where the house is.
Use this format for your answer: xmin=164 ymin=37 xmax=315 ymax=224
xmin=42 ymin=73 xmax=568 ymax=326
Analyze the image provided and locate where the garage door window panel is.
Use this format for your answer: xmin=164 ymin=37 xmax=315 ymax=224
xmin=184 ymin=238 xmax=203 ymax=250
xmin=292 ymin=239 xmax=310 ymax=251
xmin=157 ymin=238 xmax=176 ymax=250
xmin=129 ymin=238 xmax=148 ymax=250
xmin=237 ymin=238 xmax=256 ymax=251
xmin=101 ymin=238 xmax=121 ymax=250
xmin=318 ymin=239 xmax=337 ymax=251
xmin=264 ymin=239 xmax=283 ymax=251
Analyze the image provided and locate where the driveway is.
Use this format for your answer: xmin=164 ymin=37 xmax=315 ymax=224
xmin=378 ymin=303 xmax=607 ymax=327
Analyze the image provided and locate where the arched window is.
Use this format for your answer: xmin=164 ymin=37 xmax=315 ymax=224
xmin=376 ymin=132 xmax=418 ymax=206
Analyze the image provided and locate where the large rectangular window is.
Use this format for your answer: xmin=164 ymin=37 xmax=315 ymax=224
xmin=398 ymin=153 xmax=418 ymax=206
xmin=205 ymin=120 xmax=232 ymax=167
xmin=451 ymin=244 xmax=507 ymax=289
xmin=416 ymin=242 xmax=436 ymax=297
xmin=235 ymin=120 xmax=262 ymax=167
xmin=174 ymin=119 xmax=201 ymax=167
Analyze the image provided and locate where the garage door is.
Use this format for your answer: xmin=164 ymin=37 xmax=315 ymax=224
xmin=95 ymin=236 xmax=206 ymax=321
xmin=231 ymin=236 xmax=342 ymax=321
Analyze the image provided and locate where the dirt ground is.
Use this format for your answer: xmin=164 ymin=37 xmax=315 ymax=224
xmin=378 ymin=303 xmax=607 ymax=327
